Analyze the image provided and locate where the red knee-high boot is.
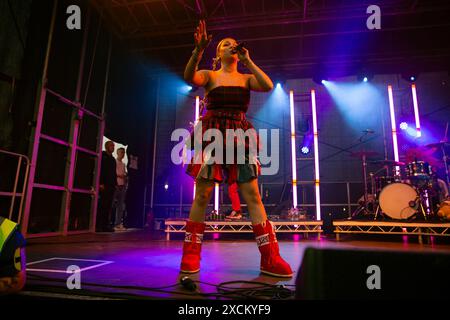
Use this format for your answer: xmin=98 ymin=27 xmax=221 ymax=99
xmin=180 ymin=220 xmax=206 ymax=274
xmin=252 ymin=220 xmax=293 ymax=277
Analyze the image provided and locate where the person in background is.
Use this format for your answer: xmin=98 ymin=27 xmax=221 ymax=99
xmin=225 ymin=182 xmax=243 ymax=220
xmin=0 ymin=216 xmax=26 ymax=295
xmin=96 ymin=140 xmax=117 ymax=233
xmin=113 ymin=147 xmax=128 ymax=231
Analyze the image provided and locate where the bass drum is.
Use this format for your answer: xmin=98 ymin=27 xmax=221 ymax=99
xmin=379 ymin=182 xmax=418 ymax=219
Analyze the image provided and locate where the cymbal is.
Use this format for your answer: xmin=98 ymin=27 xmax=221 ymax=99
xmin=350 ymin=151 xmax=379 ymax=158
xmin=370 ymin=159 xmax=405 ymax=166
xmin=424 ymin=141 xmax=449 ymax=149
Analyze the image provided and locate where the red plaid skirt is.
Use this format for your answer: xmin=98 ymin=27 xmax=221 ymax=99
xmin=186 ymin=86 xmax=261 ymax=185
xmin=186 ymin=109 xmax=261 ymax=185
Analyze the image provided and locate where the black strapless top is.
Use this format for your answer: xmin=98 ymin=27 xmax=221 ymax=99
xmin=206 ymin=86 xmax=250 ymax=113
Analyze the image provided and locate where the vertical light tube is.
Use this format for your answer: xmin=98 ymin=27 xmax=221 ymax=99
xmin=195 ymin=96 xmax=200 ymax=125
xmin=193 ymin=96 xmax=200 ymax=200
xmin=214 ymin=183 xmax=219 ymax=212
xmin=411 ymin=84 xmax=421 ymax=138
xmin=289 ymin=90 xmax=298 ymax=208
xmin=311 ymin=90 xmax=321 ymax=221
xmin=387 ymin=85 xmax=400 ymax=175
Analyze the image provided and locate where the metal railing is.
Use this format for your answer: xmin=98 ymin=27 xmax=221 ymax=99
xmin=148 ymin=180 xmax=363 ymax=220
xmin=0 ymin=149 xmax=31 ymax=223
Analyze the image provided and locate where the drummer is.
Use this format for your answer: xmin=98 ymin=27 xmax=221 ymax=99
xmin=431 ymin=168 xmax=449 ymax=202
xmin=436 ymin=178 xmax=449 ymax=201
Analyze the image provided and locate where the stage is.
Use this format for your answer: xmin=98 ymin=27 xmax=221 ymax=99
xmin=17 ymin=227 xmax=450 ymax=300
xmin=163 ymin=218 xmax=450 ymax=243
xmin=164 ymin=219 xmax=323 ymax=240
xmin=333 ymin=219 xmax=450 ymax=243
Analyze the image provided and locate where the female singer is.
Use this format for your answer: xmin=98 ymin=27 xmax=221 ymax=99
xmin=181 ymin=20 xmax=292 ymax=278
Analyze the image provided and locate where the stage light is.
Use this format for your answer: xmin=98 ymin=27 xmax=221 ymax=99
xmin=182 ymin=85 xmax=199 ymax=93
xmin=387 ymin=85 xmax=400 ymax=175
xmin=401 ymin=72 xmax=418 ymax=83
xmin=164 ymin=183 xmax=169 ymax=190
xmin=357 ymin=69 xmax=373 ymax=83
xmin=411 ymin=84 xmax=421 ymax=137
xmin=181 ymin=85 xmax=196 ymax=93
xmin=400 ymin=122 xmax=408 ymax=130
xmin=311 ymin=89 xmax=321 ymax=221
xmin=195 ymin=96 xmax=200 ymax=124
xmin=214 ymin=183 xmax=219 ymax=212
xmin=313 ymin=74 xmax=328 ymax=86
xmin=289 ymin=90 xmax=298 ymax=209
xmin=301 ymin=146 xmax=310 ymax=154
xmin=193 ymin=96 xmax=200 ymax=200
xmin=272 ymin=75 xmax=285 ymax=89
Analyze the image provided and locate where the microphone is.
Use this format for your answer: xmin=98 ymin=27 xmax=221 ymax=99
xmin=180 ymin=276 xmax=197 ymax=292
xmin=363 ymin=129 xmax=375 ymax=134
xmin=232 ymin=42 xmax=246 ymax=54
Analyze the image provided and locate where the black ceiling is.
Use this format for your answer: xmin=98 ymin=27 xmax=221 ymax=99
xmin=91 ymin=0 xmax=450 ymax=79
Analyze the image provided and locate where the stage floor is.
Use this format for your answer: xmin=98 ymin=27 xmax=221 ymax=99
xmin=20 ymin=229 xmax=450 ymax=300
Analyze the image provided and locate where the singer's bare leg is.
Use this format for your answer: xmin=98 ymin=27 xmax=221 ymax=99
xmin=238 ymin=179 xmax=267 ymax=225
xmin=189 ymin=178 xmax=215 ymax=222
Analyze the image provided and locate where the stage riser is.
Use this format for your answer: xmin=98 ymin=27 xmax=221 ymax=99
xmin=296 ymin=247 xmax=450 ymax=299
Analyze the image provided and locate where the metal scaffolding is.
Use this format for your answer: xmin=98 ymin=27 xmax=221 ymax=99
xmin=21 ymin=1 xmax=112 ymax=237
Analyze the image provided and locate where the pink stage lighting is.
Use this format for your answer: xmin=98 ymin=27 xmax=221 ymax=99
xmin=411 ymin=84 xmax=421 ymax=138
xmin=311 ymin=89 xmax=321 ymax=221
xmin=289 ymin=90 xmax=298 ymax=209
xmin=388 ymin=85 xmax=400 ymax=175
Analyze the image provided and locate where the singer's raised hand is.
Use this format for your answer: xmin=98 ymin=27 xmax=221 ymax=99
xmin=194 ymin=20 xmax=212 ymax=51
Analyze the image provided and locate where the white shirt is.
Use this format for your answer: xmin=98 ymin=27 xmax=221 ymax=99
xmin=116 ymin=159 xmax=127 ymax=186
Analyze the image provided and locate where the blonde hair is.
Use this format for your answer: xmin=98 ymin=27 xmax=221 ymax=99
xmin=212 ymin=57 xmax=220 ymax=71
xmin=212 ymin=38 xmax=237 ymax=71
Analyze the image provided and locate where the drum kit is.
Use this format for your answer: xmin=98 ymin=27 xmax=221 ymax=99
xmin=351 ymin=141 xmax=450 ymax=221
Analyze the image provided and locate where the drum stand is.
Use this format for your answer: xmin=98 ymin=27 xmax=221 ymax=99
xmin=373 ymin=202 xmax=388 ymax=220
xmin=371 ymin=168 xmax=387 ymax=220
xmin=440 ymin=122 xmax=449 ymax=186
xmin=409 ymin=194 xmax=429 ymax=220
xmin=351 ymin=153 xmax=375 ymax=219
xmin=440 ymin=142 xmax=450 ymax=187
